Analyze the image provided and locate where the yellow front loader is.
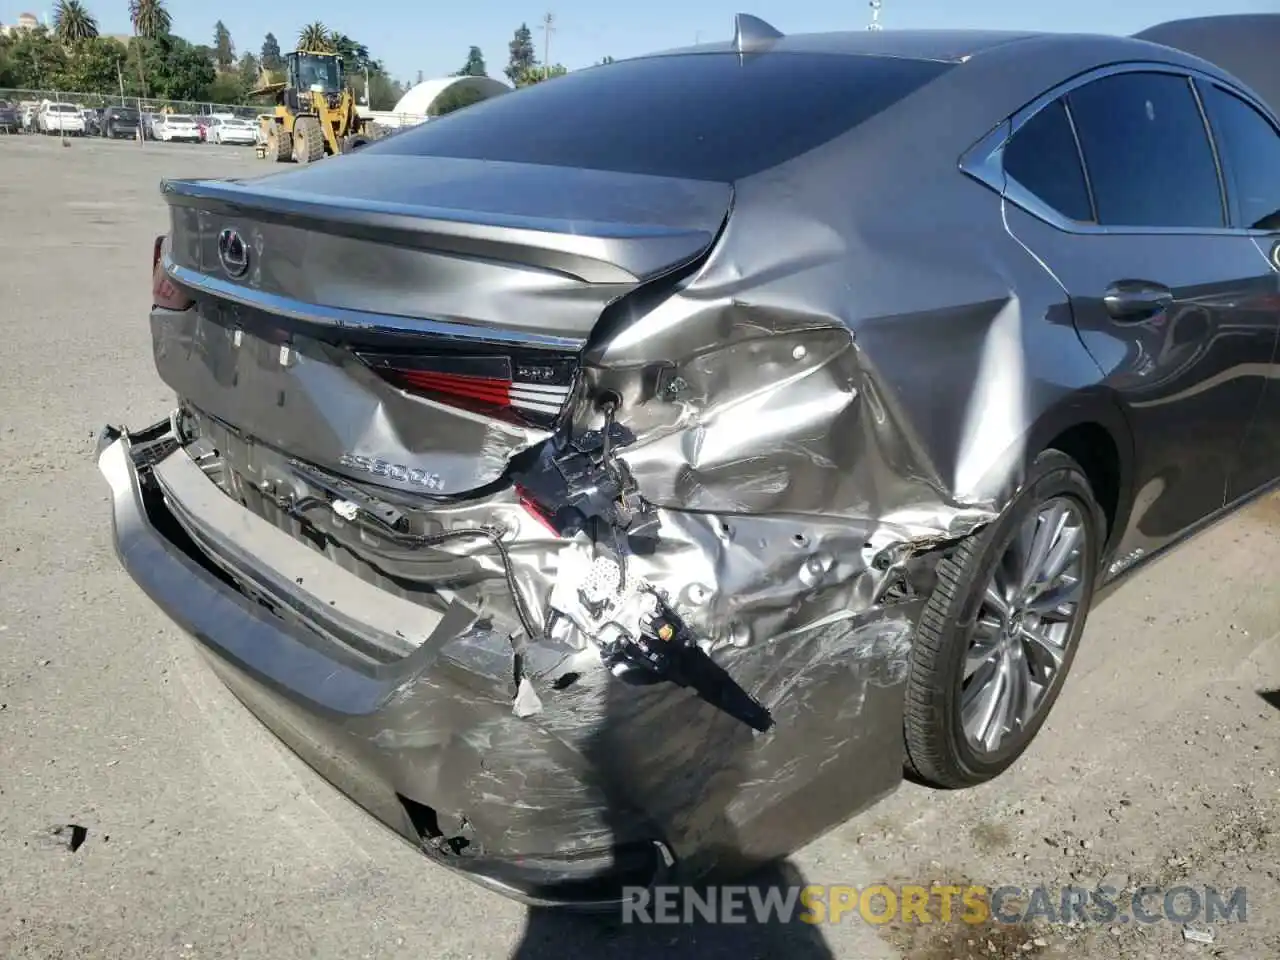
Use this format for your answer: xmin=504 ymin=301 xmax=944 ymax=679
xmin=251 ymin=50 xmax=377 ymax=163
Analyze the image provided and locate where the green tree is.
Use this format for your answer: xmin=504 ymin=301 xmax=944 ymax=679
xmin=326 ymin=32 xmax=377 ymax=73
xmin=212 ymin=20 xmax=233 ymax=69
xmin=54 ymin=35 xmax=121 ymax=91
xmin=298 ymin=22 xmax=332 ymax=52
xmin=4 ymin=27 xmax=68 ymax=89
xmin=429 ymin=83 xmax=488 ymax=115
xmin=128 ymin=34 xmax=214 ymax=99
xmin=205 ymin=73 xmax=242 ymax=103
xmin=517 ymin=63 xmax=566 ymax=86
xmin=505 ymin=23 xmax=535 ymax=85
xmin=236 ymin=51 xmax=260 ymax=90
xmin=0 ymin=36 xmax=17 ymax=88
xmin=456 ymin=45 xmax=486 ymax=77
xmin=260 ymin=32 xmax=282 ymax=70
xmin=128 ymin=0 xmax=171 ymax=39
xmin=53 ymin=0 xmax=99 ymax=44
xmin=363 ymin=71 xmax=402 ymax=110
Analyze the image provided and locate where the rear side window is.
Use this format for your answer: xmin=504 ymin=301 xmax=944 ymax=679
xmin=1003 ymin=100 xmax=1093 ymax=222
xmin=371 ymin=52 xmax=952 ymax=181
xmin=1067 ymin=72 xmax=1223 ymax=229
xmin=1200 ymin=84 xmax=1280 ymax=231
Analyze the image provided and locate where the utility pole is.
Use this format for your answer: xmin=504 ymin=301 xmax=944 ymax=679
xmin=541 ymin=12 xmax=555 ymax=66
xmin=868 ymin=0 xmax=883 ymax=31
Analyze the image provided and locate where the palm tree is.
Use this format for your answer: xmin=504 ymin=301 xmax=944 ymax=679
xmin=128 ymin=0 xmax=170 ymax=39
xmin=298 ymin=22 xmax=332 ymax=52
xmin=127 ymin=0 xmax=170 ymax=100
xmin=53 ymin=0 xmax=99 ymax=43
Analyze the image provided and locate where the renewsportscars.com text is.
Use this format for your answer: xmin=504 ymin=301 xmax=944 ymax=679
xmin=621 ymin=884 xmax=1248 ymax=926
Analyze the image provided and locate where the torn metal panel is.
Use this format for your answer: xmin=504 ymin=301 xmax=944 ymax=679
xmin=103 ymin=418 xmax=926 ymax=899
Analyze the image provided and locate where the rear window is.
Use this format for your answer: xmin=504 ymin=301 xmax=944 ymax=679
xmin=372 ymin=52 xmax=952 ymax=181
xmin=51 ymin=104 xmax=76 ymax=112
xmin=109 ymin=108 xmax=139 ymax=120
xmin=168 ymin=115 xmax=193 ymax=122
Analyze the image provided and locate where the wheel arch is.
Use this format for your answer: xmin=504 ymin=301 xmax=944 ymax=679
xmin=1022 ymin=387 xmax=1136 ymax=562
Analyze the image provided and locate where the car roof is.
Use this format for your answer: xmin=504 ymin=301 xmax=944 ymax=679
xmin=642 ymin=26 xmax=1259 ymax=85
xmin=638 ymin=27 xmax=1259 ymax=119
xmin=649 ymin=28 xmax=1038 ymax=63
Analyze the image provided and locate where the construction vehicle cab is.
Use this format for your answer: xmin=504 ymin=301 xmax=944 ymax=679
xmin=256 ymin=50 xmax=375 ymax=163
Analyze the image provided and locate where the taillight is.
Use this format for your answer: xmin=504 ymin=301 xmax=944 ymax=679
xmin=356 ymin=351 xmax=576 ymax=428
xmin=152 ymin=234 xmax=192 ymax=310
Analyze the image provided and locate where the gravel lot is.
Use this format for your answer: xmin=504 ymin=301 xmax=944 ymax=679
xmin=2 ymin=134 xmax=1278 ymax=960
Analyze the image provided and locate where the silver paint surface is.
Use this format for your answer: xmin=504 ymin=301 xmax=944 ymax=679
xmin=100 ymin=25 xmax=1280 ymax=901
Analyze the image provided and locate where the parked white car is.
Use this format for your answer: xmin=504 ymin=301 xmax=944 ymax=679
xmin=38 ymin=102 xmax=85 ymax=135
xmin=155 ymin=114 xmax=201 ymax=142
xmin=209 ymin=116 xmax=258 ymax=145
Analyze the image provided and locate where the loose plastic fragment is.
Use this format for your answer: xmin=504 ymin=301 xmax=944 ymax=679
xmin=512 ymin=676 xmax=543 ymax=717
xmin=1181 ymin=925 xmax=1215 ymax=945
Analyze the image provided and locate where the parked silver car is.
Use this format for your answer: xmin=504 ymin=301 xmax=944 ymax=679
xmin=99 ymin=15 xmax=1280 ymax=906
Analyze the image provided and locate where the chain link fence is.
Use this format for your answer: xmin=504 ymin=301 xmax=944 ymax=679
xmin=1 ymin=87 xmax=259 ymax=116
xmin=0 ymin=87 xmax=263 ymax=142
xmin=0 ymin=87 xmax=429 ymax=143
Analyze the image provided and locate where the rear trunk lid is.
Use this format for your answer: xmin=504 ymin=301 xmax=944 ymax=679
xmin=156 ymin=154 xmax=731 ymax=497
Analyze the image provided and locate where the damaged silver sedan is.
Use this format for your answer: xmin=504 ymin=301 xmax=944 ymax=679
xmin=99 ymin=17 xmax=1280 ymax=906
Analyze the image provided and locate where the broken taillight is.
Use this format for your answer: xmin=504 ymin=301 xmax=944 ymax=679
xmin=152 ymin=234 xmax=192 ymax=311
xmin=356 ymin=351 xmax=576 ymax=428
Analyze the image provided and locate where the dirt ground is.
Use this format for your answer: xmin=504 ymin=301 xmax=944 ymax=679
xmin=1 ymin=134 xmax=1277 ymax=960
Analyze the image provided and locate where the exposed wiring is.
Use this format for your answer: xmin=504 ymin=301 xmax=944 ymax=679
xmin=595 ymin=397 xmax=629 ymax=583
xmin=598 ymin=396 xmax=617 ymax=465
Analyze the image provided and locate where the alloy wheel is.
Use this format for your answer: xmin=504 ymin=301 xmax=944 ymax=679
xmin=959 ymin=496 xmax=1088 ymax=755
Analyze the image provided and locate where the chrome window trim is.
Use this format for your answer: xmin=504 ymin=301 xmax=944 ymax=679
xmin=959 ymin=60 xmax=1280 ymax=237
xmin=1061 ymin=98 xmax=1097 ymax=225
xmin=164 ymin=258 xmax=588 ymax=353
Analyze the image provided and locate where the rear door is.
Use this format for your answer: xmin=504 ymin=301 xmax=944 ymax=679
xmin=1197 ymin=78 xmax=1280 ymax=501
xmin=1000 ymin=67 xmax=1279 ymax=557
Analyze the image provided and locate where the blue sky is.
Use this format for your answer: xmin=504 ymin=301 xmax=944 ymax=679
xmin=4 ymin=0 xmax=1275 ymax=83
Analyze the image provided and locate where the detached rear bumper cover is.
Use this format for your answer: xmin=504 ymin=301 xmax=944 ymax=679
xmin=98 ymin=418 xmax=920 ymax=905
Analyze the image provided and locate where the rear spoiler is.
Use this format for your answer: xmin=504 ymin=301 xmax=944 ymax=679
xmin=1134 ymin=15 xmax=1280 ymax=115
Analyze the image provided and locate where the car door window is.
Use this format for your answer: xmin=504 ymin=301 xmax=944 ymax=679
xmin=1002 ymin=99 xmax=1093 ymax=223
xmin=1200 ymin=83 xmax=1280 ymax=231
xmin=1067 ymin=71 xmax=1224 ymax=229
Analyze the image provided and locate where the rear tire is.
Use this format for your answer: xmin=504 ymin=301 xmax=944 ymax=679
xmin=265 ymin=124 xmax=293 ymax=163
xmin=293 ymin=117 xmax=325 ymax=164
xmin=903 ymin=449 xmax=1104 ymax=789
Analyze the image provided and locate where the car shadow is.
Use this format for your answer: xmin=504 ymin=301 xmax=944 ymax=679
xmin=509 ymin=858 xmax=836 ymax=960
xmin=508 ymin=650 xmax=839 ymax=960
xmin=1259 ymin=689 xmax=1280 ymax=712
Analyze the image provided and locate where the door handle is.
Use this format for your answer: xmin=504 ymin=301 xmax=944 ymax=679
xmin=1103 ymin=280 xmax=1173 ymax=321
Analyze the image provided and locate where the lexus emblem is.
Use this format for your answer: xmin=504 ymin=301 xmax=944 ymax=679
xmin=217 ymin=227 xmax=250 ymax=278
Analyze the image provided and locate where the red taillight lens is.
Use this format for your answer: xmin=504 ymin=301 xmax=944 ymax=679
xmin=152 ymin=234 xmax=192 ymax=310
xmin=357 ymin=352 xmax=575 ymax=428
